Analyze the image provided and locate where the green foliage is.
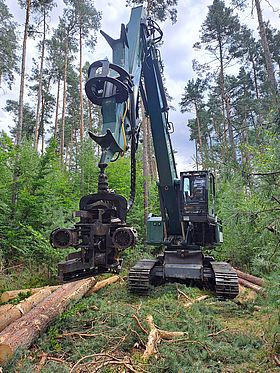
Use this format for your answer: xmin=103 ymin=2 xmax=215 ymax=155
xmin=0 ymin=135 xmax=81 ymax=280
xmin=6 ymin=280 xmax=277 ymax=372
xmin=215 ymin=155 xmax=280 ymax=276
xmin=0 ymin=0 xmax=19 ymax=89
xmin=5 ymin=100 xmax=36 ymax=141
xmin=126 ymin=0 xmax=178 ymax=23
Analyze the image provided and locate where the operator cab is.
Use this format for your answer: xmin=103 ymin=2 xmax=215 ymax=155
xmin=180 ymin=171 xmax=215 ymax=223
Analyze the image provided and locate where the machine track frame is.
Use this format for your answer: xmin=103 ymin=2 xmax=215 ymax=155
xmin=128 ymin=257 xmax=239 ymax=299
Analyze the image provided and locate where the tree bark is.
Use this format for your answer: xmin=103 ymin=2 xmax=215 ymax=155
xmin=1 ymin=285 xmax=60 ymax=303
xmin=251 ymin=57 xmax=259 ymax=100
xmin=235 ymin=269 xmax=264 ymax=287
xmin=224 ymin=94 xmax=236 ymax=162
xmin=146 ymin=120 xmax=155 ymax=179
xmin=79 ymin=22 xmax=84 ymax=140
xmin=17 ymin=0 xmax=31 ymax=146
xmin=194 ymin=102 xmax=204 ymax=166
xmin=0 ymin=305 xmax=13 ymax=316
xmin=85 ymin=275 xmax=120 ymax=296
xmin=238 ymin=278 xmax=263 ymax=293
xmin=254 ymin=0 xmax=277 ymax=94
xmin=0 ymin=288 xmax=53 ymax=332
xmin=41 ymin=90 xmax=45 ymax=154
xmin=0 ymin=277 xmax=96 ymax=364
xmin=88 ymin=100 xmax=93 ymax=131
xmin=60 ymin=45 xmax=68 ymax=165
xmin=218 ymin=36 xmax=236 ymax=162
xmin=68 ymin=123 xmax=74 ymax=167
xmin=34 ymin=7 xmax=46 ymax=151
xmin=54 ymin=79 xmax=60 ymax=140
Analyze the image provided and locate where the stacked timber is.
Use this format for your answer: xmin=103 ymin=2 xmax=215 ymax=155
xmin=0 ymin=277 xmax=96 ymax=364
xmin=0 ymin=288 xmax=54 ymax=332
xmin=235 ymin=269 xmax=264 ymax=286
xmin=0 ymin=275 xmax=121 ymax=365
xmin=1 ymin=285 xmax=60 ymax=303
xmin=235 ymin=269 xmax=265 ymax=293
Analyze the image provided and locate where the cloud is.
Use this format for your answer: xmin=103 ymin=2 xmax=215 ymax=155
xmin=1 ymin=0 xmax=279 ymax=169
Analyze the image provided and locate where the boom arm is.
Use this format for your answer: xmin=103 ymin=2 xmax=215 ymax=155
xmin=141 ymin=21 xmax=181 ymax=235
xmin=86 ymin=6 xmax=181 ymax=234
xmin=52 ymin=6 xmax=239 ymax=299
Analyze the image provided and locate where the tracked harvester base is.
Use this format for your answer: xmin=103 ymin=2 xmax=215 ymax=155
xmin=128 ymin=258 xmax=239 ymax=299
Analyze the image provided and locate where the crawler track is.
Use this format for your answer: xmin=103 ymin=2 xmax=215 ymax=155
xmin=128 ymin=259 xmax=157 ymax=295
xmin=211 ymin=262 xmax=239 ymax=299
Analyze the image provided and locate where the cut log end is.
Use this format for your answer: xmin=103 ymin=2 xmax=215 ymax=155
xmin=0 ymin=344 xmax=13 ymax=364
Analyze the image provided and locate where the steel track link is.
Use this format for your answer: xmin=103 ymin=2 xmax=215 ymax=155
xmin=128 ymin=259 xmax=157 ymax=294
xmin=211 ymin=262 xmax=239 ymax=299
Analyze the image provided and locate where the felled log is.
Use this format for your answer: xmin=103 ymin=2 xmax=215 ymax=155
xmin=143 ymin=315 xmax=185 ymax=360
xmin=235 ymin=269 xmax=264 ymax=287
xmin=86 ymin=275 xmax=120 ymax=296
xmin=0 ymin=288 xmax=53 ymax=332
xmin=0 ymin=276 xmax=96 ymax=364
xmin=238 ymin=278 xmax=263 ymax=293
xmin=1 ymin=285 xmax=60 ymax=303
xmin=0 ymin=304 xmax=13 ymax=316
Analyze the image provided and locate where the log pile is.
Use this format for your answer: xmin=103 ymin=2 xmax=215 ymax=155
xmin=235 ymin=269 xmax=264 ymax=287
xmin=235 ymin=269 xmax=265 ymax=293
xmin=1 ymin=285 xmax=60 ymax=303
xmin=0 ymin=275 xmax=121 ymax=365
xmin=0 ymin=288 xmax=54 ymax=332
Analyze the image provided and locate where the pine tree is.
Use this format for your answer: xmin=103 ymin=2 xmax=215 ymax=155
xmin=232 ymin=0 xmax=278 ymax=95
xmin=126 ymin=0 xmax=178 ymax=23
xmin=194 ymin=0 xmax=241 ymax=163
xmin=63 ymin=0 xmax=101 ymax=140
xmin=30 ymin=0 xmax=56 ymax=151
xmin=0 ymin=0 xmax=19 ymax=89
xmin=17 ymin=0 xmax=31 ymax=147
xmin=180 ymin=78 xmax=207 ymax=166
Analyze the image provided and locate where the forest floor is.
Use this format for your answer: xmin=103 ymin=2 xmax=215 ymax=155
xmin=3 ymin=273 xmax=279 ymax=373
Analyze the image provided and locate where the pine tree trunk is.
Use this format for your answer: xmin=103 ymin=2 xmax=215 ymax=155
xmin=218 ymin=38 xmax=228 ymax=157
xmin=251 ymin=57 xmax=259 ymax=100
xmin=218 ymin=37 xmax=236 ymax=162
xmin=254 ymin=0 xmax=277 ymax=94
xmin=195 ymin=140 xmax=199 ymax=171
xmin=225 ymin=95 xmax=236 ymax=162
xmin=212 ymin=117 xmax=225 ymax=163
xmin=17 ymin=0 xmax=31 ymax=146
xmin=194 ymin=103 xmax=204 ymax=166
xmin=34 ymin=7 xmax=46 ymax=151
xmin=69 ymin=124 xmax=74 ymax=167
xmin=60 ymin=47 xmax=68 ymax=165
xmin=88 ymin=100 xmax=93 ymax=132
xmin=79 ymin=23 xmax=84 ymax=140
xmin=11 ymin=0 xmax=31 ymax=208
xmin=54 ymin=79 xmax=60 ymax=140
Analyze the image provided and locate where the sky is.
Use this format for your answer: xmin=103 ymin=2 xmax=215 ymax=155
xmin=0 ymin=0 xmax=279 ymax=172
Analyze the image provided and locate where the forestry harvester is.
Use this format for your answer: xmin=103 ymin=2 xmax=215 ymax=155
xmin=50 ymin=6 xmax=239 ymax=299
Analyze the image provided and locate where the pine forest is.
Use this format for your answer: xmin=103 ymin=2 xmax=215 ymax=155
xmin=0 ymin=0 xmax=279 ymax=371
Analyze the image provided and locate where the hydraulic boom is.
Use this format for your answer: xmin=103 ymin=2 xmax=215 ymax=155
xmin=51 ymin=6 xmax=239 ymax=298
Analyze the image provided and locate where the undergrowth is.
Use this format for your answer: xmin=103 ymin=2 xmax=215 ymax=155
xmin=4 ymin=279 xmax=279 ymax=373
